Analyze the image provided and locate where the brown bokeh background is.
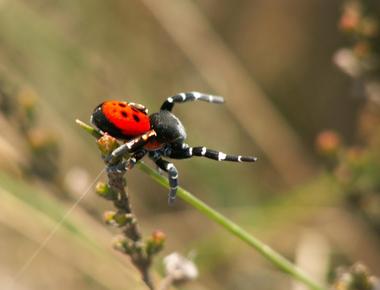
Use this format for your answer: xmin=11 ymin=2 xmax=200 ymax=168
xmin=0 ymin=1 xmax=379 ymax=290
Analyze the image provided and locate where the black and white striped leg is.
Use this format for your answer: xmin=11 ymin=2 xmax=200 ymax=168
xmin=107 ymin=130 xmax=156 ymax=163
xmin=106 ymin=149 xmax=147 ymax=173
xmin=160 ymin=92 xmax=224 ymax=111
xmin=106 ymin=160 xmax=128 ymax=174
xmin=169 ymin=145 xmax=258 ymax=162
xmin=154 ymin=158 xmax=179 ymax=205
xmin=127 ymin=149 xmax=147 ymax=170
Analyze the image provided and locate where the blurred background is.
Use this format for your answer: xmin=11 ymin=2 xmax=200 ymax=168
xmin=0 ymin=0 xmax=379 ymax=289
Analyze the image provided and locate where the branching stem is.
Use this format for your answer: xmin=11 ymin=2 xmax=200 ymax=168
xmin=76 ymin=119 xmax=327 ymax=290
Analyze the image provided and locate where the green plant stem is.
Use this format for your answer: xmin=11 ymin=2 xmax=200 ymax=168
xmin=76 ymin=119 xmax=327 ymax=290
xmin=76 ymin=119 xmax=102 ymax=139
xmin=138 ymin=162 xmax=326 ymax=290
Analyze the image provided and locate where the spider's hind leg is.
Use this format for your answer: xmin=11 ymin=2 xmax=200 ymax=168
xmin=150 ymin=156 xmax=179 ymax=205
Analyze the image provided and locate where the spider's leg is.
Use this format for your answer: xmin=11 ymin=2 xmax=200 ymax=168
xmin=107 ymin=130 xmax=156 ymax=163
xmin=148 ymin=151 xmax=165 ymax=175
xmin=127 ymin=149 xmax=147 ymax=170
xmin=152 ymin=157 xmax=179 ymax=205
xmin=160 ymin=92 xmax=224 ymax=111
xmin=106 ymin=160 xmax=128 ymax=174
xmin=169 ymin=145 xmax=257 ymax=162
xmin=129 ymin=102 xmax=148 ymax=114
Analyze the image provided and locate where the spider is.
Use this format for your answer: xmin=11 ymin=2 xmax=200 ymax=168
xmin=91 ymin=92 xmax=257 ymax=204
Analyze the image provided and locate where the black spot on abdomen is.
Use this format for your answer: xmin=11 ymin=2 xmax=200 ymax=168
xmin=133 ymin=114 xmax=140 ymax=122
xmin=118 ymin=103 xmax=127 ymax=108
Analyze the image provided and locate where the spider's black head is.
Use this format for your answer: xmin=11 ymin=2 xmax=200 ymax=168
xmin=149 ymin=110 xmax=187 ymax=144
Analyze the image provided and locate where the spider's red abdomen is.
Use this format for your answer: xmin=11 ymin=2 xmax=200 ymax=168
xmin=92 ymin=100 xmax=151 ymax=139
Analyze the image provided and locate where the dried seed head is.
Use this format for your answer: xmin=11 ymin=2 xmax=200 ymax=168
xmin=163 ymin=252 xmax=198 ymax=283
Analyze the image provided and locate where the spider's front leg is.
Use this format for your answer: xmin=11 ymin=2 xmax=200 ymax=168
xmin=127 ymin=149 xmax=147 ymax=170
xmin=149 ymin=154 xmax=179 ymax=205
xmin=106 ymin=149 xmax=147 ymax=174
xmin=106 ymin=130 xmax=156 ymax=164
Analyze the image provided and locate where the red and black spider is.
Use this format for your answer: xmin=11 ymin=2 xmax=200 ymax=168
xmin=91 ymin=92 xmax=257 ymax=204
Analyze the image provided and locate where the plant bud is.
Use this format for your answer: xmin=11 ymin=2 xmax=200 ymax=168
xmin=146 ymin=230 xmax=166 ymax=256
xmin=97 ymin=134 xmax=119 ymax=156
xmin=112 ymin=235 xmax=132 ymax=254
xmin=316 ymin=130 xmax=341 ymax=156
xmin=113 ymin=212 xmax=128 ymax=226
xmin=332 ymin=263 xmax=379 ymax=290
xmin=103 ymin=210 xmax=116 ymax=225
xmin=96 ymin=182 xmax=116 ymax=200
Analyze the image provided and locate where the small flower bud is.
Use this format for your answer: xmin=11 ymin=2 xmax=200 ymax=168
xmin=339 ymin=2 xmax=361 ymax=33
xmin=146 ymin=230 xmax=166 ymax=256
xmin=113 ymin=212 xmax=129 ymax=226
xmin=316 ymin=130 xmax=342 ymax=156
xmin=332 ymin=263 xmax=379 ymax=290
xmin=124 ymin=213 xmax=136 ymax=224
xmin=103 ymin=210 xmax=138 ymax=227
xmin=152 ymin=230 xmax=166 ymax=243
xmin=97 ymin=134 xmax=119 ymax=156
xmin=112 ymin=235 xmax=132 ymax=254
xmin=96 ymin=182 xmax=116 ymax=200
xmin=103 ymin=210 xmax=116 ymax=225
